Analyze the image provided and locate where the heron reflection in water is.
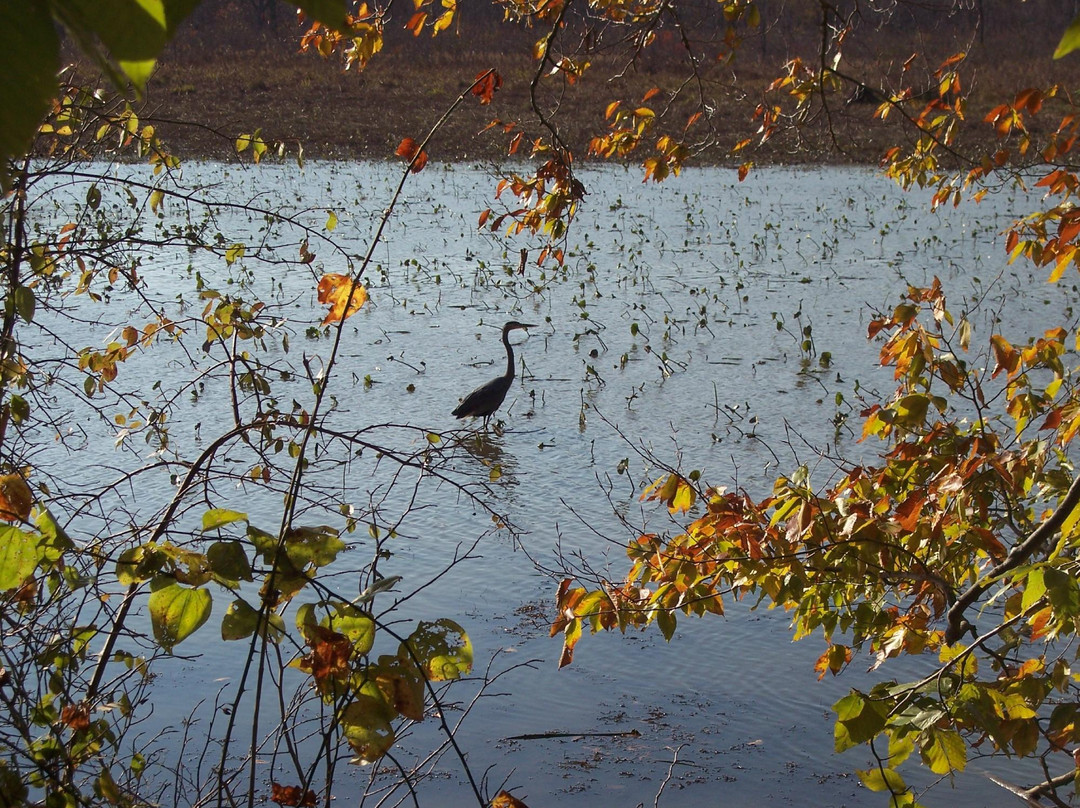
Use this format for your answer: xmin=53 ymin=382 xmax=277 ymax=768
xmin=452 ymin=320 xmax=535 ymax=429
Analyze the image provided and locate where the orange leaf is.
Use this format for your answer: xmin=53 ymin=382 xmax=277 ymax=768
xmin=271 ymin=783 xmax=317 ymax=807
xmin=60 ymin=703 xmax=91 ymax=731
xmin=0 ymin=473 xmax=32 ymax=522
xmin=405 ymin=11 xmax=426 ymax=35
xmin=395 ymin=138 xmax=428 ymax=172
xmin=490 ymin=790 xmax=531 ymax=808
xmin=317 ymin=274 xmax=368 ymax=326
xmin=642 ymin=87 xmax=661 ymax=102
xmin=471 ymin=70 xmax=503 ymax=105
xmin=396 ymin=137 xmax=420 ymax=159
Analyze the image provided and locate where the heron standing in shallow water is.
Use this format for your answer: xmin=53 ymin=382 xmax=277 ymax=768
xmin=452 ymin=320 xmax=535 ymax=428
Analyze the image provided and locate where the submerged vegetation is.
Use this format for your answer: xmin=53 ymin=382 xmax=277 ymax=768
xmin=5 ymin=2 xmax=1080 ymax=808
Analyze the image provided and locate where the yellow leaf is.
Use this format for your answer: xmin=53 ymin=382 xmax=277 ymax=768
xmin=317 ymin=273 xmax=368 ymax=326
xmin=433 ymin=9 xmax=453 ymax=33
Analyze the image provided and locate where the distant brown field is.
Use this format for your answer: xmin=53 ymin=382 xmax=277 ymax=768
xmin=137 ymin=0 xmax=1080 ymax=167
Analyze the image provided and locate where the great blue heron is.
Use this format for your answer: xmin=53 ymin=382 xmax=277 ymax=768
xmin=452 ymin=320 xmax=535 ymax=427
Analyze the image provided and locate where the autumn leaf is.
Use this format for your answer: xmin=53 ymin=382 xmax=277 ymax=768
xmin=270 ymin=783 xmax=317 ymax=807
xmin=395 ymin=137 xmax=429 ymax=172
xmin=471 ymin=70 xmax=503 ymax=105
xmin=405 ymin=11 xmax=426 ymax=35
xmin=490 ymin=791 xmax=531 ymax=808
xmin=0 ymin=473 xmax=33 ymax=522
xmin=317 ymin=273 xmax=368 ymax=326
xmin=60 ymin=703 xmax=91 ymax=731
xmin=300 ymin=626 xmax=352 ymax=683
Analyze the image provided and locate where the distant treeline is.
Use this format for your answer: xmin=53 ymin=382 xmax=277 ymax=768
xmin=165 ymin=0 xmax=1077 ymax=64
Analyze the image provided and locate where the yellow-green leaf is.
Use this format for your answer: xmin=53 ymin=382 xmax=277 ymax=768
xmin=1055 ymin=13 xmax=1080 ymax=59
xmin=148 ymin=578 xmax=212 ymax=651
xmin=401 ymin=618 xmax=473 ymax=681
xmin=920 ymin=728 xmax=966 ymax=775
xmin=0 ymin=525 xmax=39 ymax=589
xmin=856 ymin=766 xmax=907 ymax=793
xmin=201 ymin=508 xmax=248 ymax=531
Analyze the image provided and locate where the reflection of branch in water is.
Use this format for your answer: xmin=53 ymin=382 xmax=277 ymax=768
xmin=501 ymin=729 xmax=642 ymax=741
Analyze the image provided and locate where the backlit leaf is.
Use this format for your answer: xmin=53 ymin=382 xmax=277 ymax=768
xmin=317 ymin=273 xmax=368 ymax=326
xmin=490 ymin=791 xmax=531 ymax=808
xmin=327 ymin=604 xmax=375 ymax=653
xmin=0 ymin=474 xmax=33 ymax=522
xmin=221 ymin=599 xmax=260 ymax=641
xmin=296 ymin=0 xmax=349 ymax=31
xmin=920 ymin=728 xmax=966 ymax=774
xmin=0 ymin=525 xmax=39 ymax=589
xmin=201 ymin=508 xmax=248 ymax=531
xmin=207 ymin=540 xmax=253 ymax=582
xmin=395 ymin=137 xmax=429 ymax=172
xmin=1055 ymin=13 xmax=1080 ymax=59
xmin=401 ymin=618 xmax=472 ymax=681
xmin=856 ymin=766 xmax=907 ymax=793
xmin=148 ymin=579 xmax=212 ymax=651
xmin=339 ymin=681 xmax=396 ymax=763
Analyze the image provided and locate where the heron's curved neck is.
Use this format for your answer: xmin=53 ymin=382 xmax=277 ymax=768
xmin=502 ymin=329 xmax=516 ymax=381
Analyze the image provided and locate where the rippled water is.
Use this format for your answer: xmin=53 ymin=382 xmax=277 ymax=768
xmin=31 ymin=160 xmax=1063 ymax=806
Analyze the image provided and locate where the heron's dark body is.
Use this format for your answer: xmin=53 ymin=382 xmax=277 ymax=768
xmin=452 ymin=321 xmax=534 ymax=424
xmin=452 ymin=375 xmax=513 ymax=419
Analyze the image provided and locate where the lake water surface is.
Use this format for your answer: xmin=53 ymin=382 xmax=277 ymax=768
xmin=30 ymin=160 xmax=1069 ymax=807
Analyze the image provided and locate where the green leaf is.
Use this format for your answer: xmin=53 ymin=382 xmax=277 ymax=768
xmin=1021 ymin=567 xmax=1047 ymax=612
xmin=656 ymin=606 xmax=676 ymax=641
xmin=116 ymin=543 xmax=164 ymax=585
xmin=201 ymin=508 xmax=248 ymax=531
xmin=221 ymin=599 xmax=259 ymax=641
xmin=14 ymin=286 xmax=35 ymax=323
xmin=296 ymin=0 xmax=349 ymax=31
xmin=0 ymin=0 xmax=60 ymax=191
xmin=401 ymin=618 xmax=473 ymax=681
xmin=34 ymin=507 xmax=73 ymax=563
xmin=1044 ymin=566 xmax=1080 ymax=616
xmin=296 ymin=601 xmax=318 ymax=640
xmin=892 ymin=394 xmax=929 ymax=427
xmin=1055 ymin=13 xmax=1080 ymax=59
xmin=207 ymin=540 xmax=253 ymax=582
xmin=338 ymin=680 xmax=396 ymax=763
xmin=282 ymin=525 xmax=345 ymax=568
xmin=53 ymin=0 xmax=197 ymax=92
xmin=888 ymin=731 xmax=916 ymax=767
xmin=0 ymin=525 xmax=40 ymax=589
xmin=833 ymin=690 xmax=887 ymax=752
xmin=148 ymin=578 xmax=212 ymax=651
xmin=326 ymin=604 xmax=375 ymax=653
xmin=8 ymin=394 xmax=29 ymax=423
